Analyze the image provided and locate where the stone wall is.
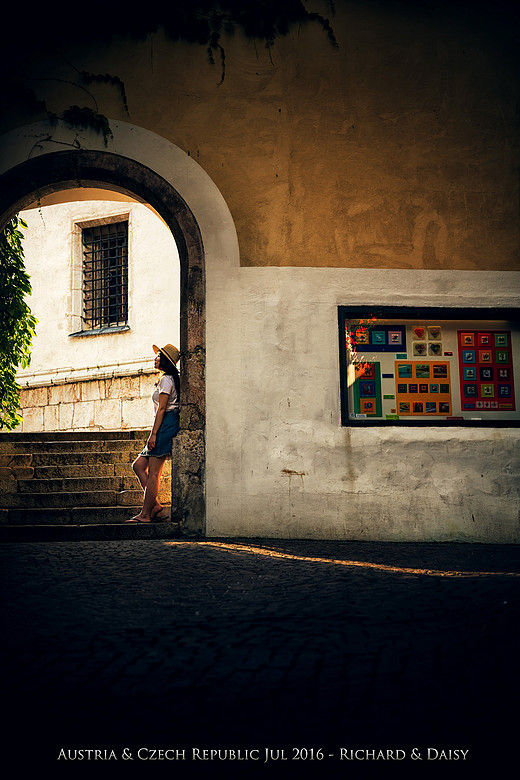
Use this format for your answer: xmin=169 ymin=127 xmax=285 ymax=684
xmin=18 ymin=372 xmax=156 ymax=433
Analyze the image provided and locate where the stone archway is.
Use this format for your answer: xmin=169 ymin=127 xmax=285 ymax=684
xmin=0 ymin=123 xmax=223 ymax=535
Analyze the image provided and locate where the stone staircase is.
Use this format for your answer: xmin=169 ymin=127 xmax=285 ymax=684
xmin=0 ymin=431 xmax=182 ymax=541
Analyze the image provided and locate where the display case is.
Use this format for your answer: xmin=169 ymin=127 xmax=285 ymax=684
xmin=338 ymin=307 xmax=520 ymax=426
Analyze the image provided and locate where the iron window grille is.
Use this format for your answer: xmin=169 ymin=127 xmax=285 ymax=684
xmin=82 ymin=220 xmax=128 ymax=330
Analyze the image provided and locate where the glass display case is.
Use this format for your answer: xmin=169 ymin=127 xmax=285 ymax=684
xmin=338 ymin=307 xmax=520 ymax=425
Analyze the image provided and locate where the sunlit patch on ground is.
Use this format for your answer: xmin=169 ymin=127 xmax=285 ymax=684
xmin=163 ymin=540 xmax=520 ymax=578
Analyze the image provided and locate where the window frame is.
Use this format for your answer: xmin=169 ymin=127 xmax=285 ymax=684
xmin=69 ymin=212 xmax=131 ymax=338
xmin=338 ymin=305 xmax=520 ymax=428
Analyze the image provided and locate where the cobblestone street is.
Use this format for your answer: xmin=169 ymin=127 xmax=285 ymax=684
xmin=1 ymin=538 xmax=519 ymax=777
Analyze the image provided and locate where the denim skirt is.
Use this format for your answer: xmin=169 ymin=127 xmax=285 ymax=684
xmin=139 ymin=410 xmax=180 ymax=458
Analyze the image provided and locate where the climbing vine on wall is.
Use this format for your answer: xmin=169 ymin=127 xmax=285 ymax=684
xmin=0 ymin=1 xmax=338 ymax=134
xmin=157 ymin=0 xmax=339 ymax=84
xmin=48 ymin=106 xmax=114 ymax=146
xmin=0 ymin=218 xmax=37 ymax=430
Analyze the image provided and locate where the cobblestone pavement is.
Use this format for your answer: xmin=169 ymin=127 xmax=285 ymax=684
xmin=1 ymin=537 xmax=519 ymax=778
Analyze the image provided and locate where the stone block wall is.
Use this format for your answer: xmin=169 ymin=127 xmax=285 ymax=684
xmin=18 ymin=372 xmax=157 ymax=432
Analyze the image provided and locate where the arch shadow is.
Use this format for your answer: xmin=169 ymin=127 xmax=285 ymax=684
xmin=0 ymin=149 xmax=205 ymax=534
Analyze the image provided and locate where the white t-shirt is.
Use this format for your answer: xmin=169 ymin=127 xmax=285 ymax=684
xmin=152 ymin=374 xmax=179 ymax=413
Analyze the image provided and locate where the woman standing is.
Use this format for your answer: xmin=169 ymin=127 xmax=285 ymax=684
xmin=126 ymin=343 xmax=180 ymax=523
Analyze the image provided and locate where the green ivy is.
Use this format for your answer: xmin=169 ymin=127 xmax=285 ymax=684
xmin=0 ymin=218 xmax=37 ymax=430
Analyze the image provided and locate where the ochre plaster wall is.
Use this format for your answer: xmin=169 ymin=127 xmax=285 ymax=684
xmin=1 ymin=1 xmax=518 ymax=271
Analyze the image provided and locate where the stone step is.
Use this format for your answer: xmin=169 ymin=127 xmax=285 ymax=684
xmin=1 ymin=450 xmax=145 ymax=470
xmin=30 ymin=450 xmax=142 ymax=466
xmin=17 ymin=477 xmax=124 ymax=493
xmin=0 ymin=522 xmax=182 ymax=542
xmin=0 ymin=430 xmax=143 ymax=442
xmin=2 ymin=506 xmax=171 ymax=525
xmin=30 ymin=462 xmax=171 ymax=479
xmin=0 ymin=431 xmax=179 ymax=541
xmin=0 ymin=454 xmax=33 ymax=467
xmin=30 ymin=463 xmax=127 ymax=478
xmin=0 ymin=438 xmax=143 ymax=454
xmin=14 ymin=475 xmax=152 ymax=494
xmin=0 ymin=489 xmax=171 ymax=509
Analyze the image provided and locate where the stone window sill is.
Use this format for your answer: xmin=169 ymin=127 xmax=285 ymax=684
xmin=69 ymin=325 xmax=131 ymax=338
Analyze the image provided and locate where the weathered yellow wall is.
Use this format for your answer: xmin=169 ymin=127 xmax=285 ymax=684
xmin=1 ymin=1 xmax=518 ymax=270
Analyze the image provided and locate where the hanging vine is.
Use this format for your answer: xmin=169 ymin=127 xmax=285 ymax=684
xmin=0 ymin=218 xmax=37 ymax=430
xmin=0 ymin=1 xmax=339 ymax=133
xmin=44 ymin=107 xmax=113 ymax=146
xmin=178 ymin=1 xmax=340 ymax=84
xmin=78 ymin=72 xmax=129 ymax=115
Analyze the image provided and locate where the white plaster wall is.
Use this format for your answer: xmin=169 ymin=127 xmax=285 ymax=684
xmin=205 ymin=265 xmax=520 ymax=543
xmin=18 ymin=198 xmax=180 ymax=388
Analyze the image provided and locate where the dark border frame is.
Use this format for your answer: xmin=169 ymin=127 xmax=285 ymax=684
xmin=338 ymin=305 xmax=520 ymax=427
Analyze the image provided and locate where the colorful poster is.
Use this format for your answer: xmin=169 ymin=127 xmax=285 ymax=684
xmin=395 ymin=360 xmax=452 ymax=416
xmin=457 ymin=331 xmax=516 ymax=411
xmin=413 ymin=323 xmax=442 ymax=360
xmin=343 ymin=316 xmax=518 ymax=422
xmin=352 ymin=362 xmax=382 ymax=416
xmin=349 ymin=324 xmax=406 ymax=352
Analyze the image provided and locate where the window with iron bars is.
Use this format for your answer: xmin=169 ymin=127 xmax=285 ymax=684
xmin=82 ymin=220 xmax=128 ymax=330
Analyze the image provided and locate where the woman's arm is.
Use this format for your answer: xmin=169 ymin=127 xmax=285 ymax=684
xmin=147 ymin=391 xmax=170 ymax=450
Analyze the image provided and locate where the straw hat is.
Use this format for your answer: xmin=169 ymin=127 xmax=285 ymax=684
xmin=153 ymin=343 xmax=180 ymax=366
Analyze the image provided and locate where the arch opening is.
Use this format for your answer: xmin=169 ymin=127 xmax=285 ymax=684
xmin=0 ymin=148 xmax=206 ymax=534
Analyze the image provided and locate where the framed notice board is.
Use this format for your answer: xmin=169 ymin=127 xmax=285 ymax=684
xmin=338 ymin=307 xmax=520 ymax=426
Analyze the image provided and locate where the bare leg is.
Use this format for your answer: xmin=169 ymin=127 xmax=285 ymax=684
xmin=130 ymin=455 xmax=163 ymax=519
xmin=140 ymin=456 xmax=166 ymax=522
xmin=139 ymin=456 xmax=167 ymax=521
xmin=132 ymin=455 xmax=149 ymax=491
